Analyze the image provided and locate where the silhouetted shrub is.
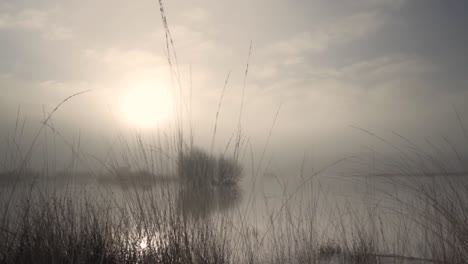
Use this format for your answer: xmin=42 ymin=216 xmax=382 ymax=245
xmin=177 ymin=148 xmax=216 ymax=188
xmin=212 ymin=156 xmax=243 ymax=187
xmin=177 ymin=148 xmax=243 ymax=189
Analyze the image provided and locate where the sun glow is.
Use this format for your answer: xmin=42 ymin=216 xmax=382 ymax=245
xmin=122 ymin=83 xmax=172 ymax=128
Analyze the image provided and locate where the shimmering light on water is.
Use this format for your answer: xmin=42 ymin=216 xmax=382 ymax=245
xmin=139 ymin=237 xmax=148 ymax=250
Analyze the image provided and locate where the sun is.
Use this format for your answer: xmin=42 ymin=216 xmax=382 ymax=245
xmin=121 ymin=84 xmax=172 ymax=128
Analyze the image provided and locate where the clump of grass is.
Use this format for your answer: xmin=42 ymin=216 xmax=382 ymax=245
xmin=177 ymin=147 xmax=242 ymax=189
xmin=176 ymin=147 xmax=243 ymax=219
xmin=178 ymin=147 xmax=216 ymax=189
xmin=213 ymin=155 xmax=243 ymax=187
xmin=318 ymin=243 xmax=342 ymax=259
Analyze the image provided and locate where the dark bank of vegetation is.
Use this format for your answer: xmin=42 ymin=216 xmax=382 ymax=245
xmin=1 ymin=0 xmax=468 ymax=263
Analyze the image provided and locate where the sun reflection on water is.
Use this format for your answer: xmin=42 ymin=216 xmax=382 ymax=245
xmin=139 ymin=237 xmax=148 ymax=250
xmin=133 ymin=231 xmax=162 ymax=252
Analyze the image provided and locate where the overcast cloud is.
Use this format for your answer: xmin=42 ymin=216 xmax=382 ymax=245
xmin=1 ymin=0 xmax=467 ymax=172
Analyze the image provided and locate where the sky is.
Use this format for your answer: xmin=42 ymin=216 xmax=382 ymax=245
xmin=1 ymin=0 xmax=468 ymax=173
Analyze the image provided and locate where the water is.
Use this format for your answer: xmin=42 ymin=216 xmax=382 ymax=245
xmin=1 ymin=169 xmax=467 ymax=262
